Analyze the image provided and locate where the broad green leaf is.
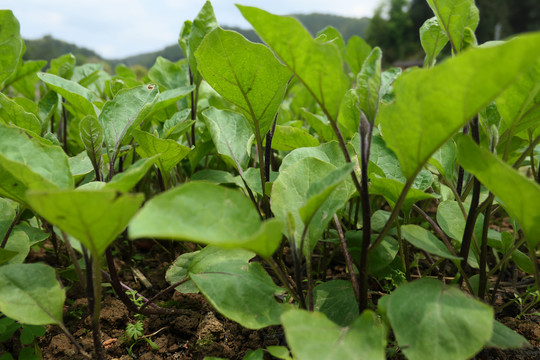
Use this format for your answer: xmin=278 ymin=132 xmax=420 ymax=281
xmin=316 ymin=26 xmax=345 ymax=57
xmin=497 ymin=60 xmax=540 ymax=139
xmin=192 ymin=169 xmax=239 ymax=185
xmin=79 ymin=115 xmax=103 ymax=175
xmin=242 ymin=349 xmax=264 ymax=360
xmin=386 ymin=278 xmax=493 ymax=360
xmin=370 ymin=176 xmax=434 ymax=213
xmin=271 ymin=157 xmax=350 ymax=252
xmin=313 ymin=280 xmax=359 ymax=326
xmin=401 ymin=224 xmax=461 ymax=260
xmin=37 ymin=72 xmax=99 ymax=116
xmin=337 ymin=90 xmax=361 ymax=138
xmin=379 ymin=33 xmax=540 ymax=180
xmin=0 ymin=249 xmax=18 ymax=265
xmin=238 ymin=5 xmax=348 ymax=121
xmin=147 ymin=57 xmax=190 ymax=90
xmin=457 ymin=135 xmax=540 ymax=247
xmin=0 ymin=198 xmax=16 ymax=239
xmin=13 ymin=223 xmax=49 ymax=246
xmin=202 ymin=107 xmax=252 ymax=169
xmin=280 ymin=141 xmax=349 ymax=171
xmin=5 ymin=60 xmax=47 ymax=99
xmin=420 ymin=17 xmax=449 ymax=67
xmin=0 ymin=263 xmax=65 ymax=325
xmin=269 ymin=125 xmax=319 ymax=151
xmin=189 ymin=247 xmax=290 ymax=329
xmin=165 ymin=251 xmax=200 ymax=293
xmin=281 ymin=309 xmax=386 ymax=360
xmin=426 ymin=0 xmax=479 ymax=53
xmin=3 ymin=230 xmax=30 ymax=264
xmin=195 ymin=27 xmax=290 ymax=139
xmin=357 ymin=47 xmax=382 ymax=123
xmin=162 ymin=109 xmax=193 ymax=140
xmin=132 ymin=129 xmax=191 ymax=175
xmin=149 ymin=86 xmax=194 ymax=115
xmin=347 ymin=232 xmax=399 ymax=273
xmin=98 ymin=84 xmax=159 ymax=158
xmin=68 ymin=152 xmax=94 ymax=182
xmin=0 ymin=93 xmax=41 ymax=135
xmin=0 ymin=10 xmax=23 ymax=87
xmin=129 ymin=182 xmax=283 ymax=258
xmin=26 ymin=190 xmax=144 ymax=257
xmin=49 ymin=54 xmax=76 ymax=79
xmin=0 ymin=123 xmax=73 ymax=205
xmin=428 ymin=140 xmax=456 ymax=179
xmin=185 ymin=0 xmax=218 ymax=85
xmin=301 ymin=109 xmax=337 ymax=142
xmin=486 ymin=319 xmax=530 ymax=349
xmin=344 ymin=35 xmax=371 ymax=75
xmin=511 ymin=249 xmax=535 ymax=274
xmin=266 ymin=346 xmax=292 ymax=360
xmin=299 ymin=162 xmax=355 ymax=225
xmin=104 ymin=156 xmax=158 ymax=192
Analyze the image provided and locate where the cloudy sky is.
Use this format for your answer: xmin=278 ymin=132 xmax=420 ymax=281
xmin=4 ymin=0 xmax=380 ymax=59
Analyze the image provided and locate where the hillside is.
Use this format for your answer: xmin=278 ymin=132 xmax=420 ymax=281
xmin=24 ymin=13 xmax=371 ymax=69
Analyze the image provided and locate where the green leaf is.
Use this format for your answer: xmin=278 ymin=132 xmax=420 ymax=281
xmin=357 ymin=47 xmax=382 ymax=123
xmin=238 ymin=5 xmax=348 ymax=122
xmin=49 ymin=54 xmax=76 ymax=79
xmin=189 ymin=247 xmax=291 ymax=329
xmin=165 ymin=251 xmax=200 ymax=293
xmin=426 ymin=0 xmax=479 ymax=53
xmin=497 ymin=60 xmax=540 ymax=139
xmin=129 ymin=182 xmax=283 ymax=258
xmin=162 ymin=109 xmax=193 ymax=140
xmin=301 ymin=109 xmax=337 ymax=142
xmin=344 ymin=35 xmax=371 ymax=75
xmin=0 ymin=123 xmax=73 ymax=205
xmin=269 ymin=125 xmax=319 ymax=151
xmin=379 ymin=33 xmax=540 ymax=180
xmin=132 ymin=129 xmax=191 ymax=175
xmin=313 ymin=280 xmax=359 ymax=327
xmin=386 ymin=278 xmax=493 ymax=360
xmin=370 ymin=176 xmax=434 ymax=213
xmin=0 ymin=263 xmax=65 ymax=325
xmin=242 ymin=349 xmax=264 ymax=360
xmin=147 ymin=57 xmax=190 ymax=90
xmin=347 ymin=232 xmax=398 ymax=273
xmin=37 ymin=72 xmax=99 ymax=116
xmin=0 ymin=198 xmax=16 ymax=239
xmin=428 ymin=140 xmax=456 ymax=179
xmin=104 ymin=156 xmax=158 ymax=192
xmin=68 ymin=152 xmax=94 ymax=182
xmin=457 ymin=135 xmax=540 ymax=247
xmin=271 ymin=157 xmax=350 ymax=252
xmin=201 ymin=107 xmax=252 ymax=169
xmin=511 ymin=249 xmax=535 ymax=274
xmin=420 ymin=17 xmax=449 ymax=67
xmin=266 ymin=346 xmax=292 ymax=360
xmin=26 ymin=189 xmax=144 ymax=257
xmin=0 ymin=10 xmax=23 ymax=88
xmin=281 ymin=309 xmax=386 ymax=360
xmin=79 ymin=115 xmax=103 ymax=176
xmin=195 ymin=27 xmax=290 ymax=139
xmin=98 ymin=84 xmax=159 ymax=159
xmin=0 ymin=93 xmax=41 ymax=135
xmin=486 ymin=319 xmax=530 ymax=349
xmin=185 ymin=1 xmax=218 ymax=85
xmin=401 ymin=224 xmax=461 ymax=260
xmin=3 ymin=230 xmax=30 ymax=264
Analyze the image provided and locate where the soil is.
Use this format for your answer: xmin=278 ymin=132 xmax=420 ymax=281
xmin=1 ymin=240 xmax=539 ymax=359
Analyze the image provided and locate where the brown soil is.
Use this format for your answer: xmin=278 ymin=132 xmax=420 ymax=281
xmin=1 ymin=242 xmax=539 ymax=359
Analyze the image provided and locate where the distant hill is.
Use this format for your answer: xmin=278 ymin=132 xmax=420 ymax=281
xmin=23 ymin=35 xmax=104 ymax=64
xmin=24 ymin=13 xmax=370 ymax=70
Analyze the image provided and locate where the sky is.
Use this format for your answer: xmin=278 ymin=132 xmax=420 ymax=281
xmin=3 ymin=0 xmax=380 ymax=59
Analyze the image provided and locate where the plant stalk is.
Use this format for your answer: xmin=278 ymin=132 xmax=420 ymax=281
xmin=334 ymin=215 xmax=360 ymax=307
xmin=91 ymin=255 xmax=104 ymax=360
xmin=478 ymin=197 xmax=493 ymax=299
xmin=0 ymin=207 xmax=22 ymax=249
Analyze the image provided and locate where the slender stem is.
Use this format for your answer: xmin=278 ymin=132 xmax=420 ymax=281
xmin=358 ymin=115 xmax=373 ymax=312
xmin=266 ymin=257 xmax=303 ymax=306
xmin=528 ymin=245 xmax=540 ymax=296
xmin=459 ymin=117 xmax=480 ymax=276
xmin=90 ymin=255 xmax=104 ymax=360
xmin=189 ymin=69 xmax=198 ymax=147
xmin=328 ymin=119 xmax=363 ymax=195
xmin=61 ymin=231 xmax=86 ymax=288
xmin=456 ymin=124 xmax=470 ymax=196
xmin=105 ymin=248 xmax=140 ymax=312
xmin=265 ymin=113 xmax=278 ymax=182
xmin=57 ymin=322 xmax=91 ymax=359
xmin=488 ymin=237 xmax=527 ymax=277
xmin=60 ymin=97 xmax=68 ymax=153
xmin=333 ymin=215 xmax=360 ymax=307
xmin=396 ymin=218 xmax=411 ymax=281
xmin=412 ymin=204 xmax=457 ymax=256
xmin=478 ymin=198 xmax=493 ymax=299
xmin=254 ymin=128 xmax=269 ymax=217
xmin=305 ymin=236 xmax=314 ymax=311
xmin=0 ymin=207 xmax=22 ymax=249
xmin=138 ymin=278 xmax=189 ymax=312
xmin=370 ymin=179 xmax=414 ymax=253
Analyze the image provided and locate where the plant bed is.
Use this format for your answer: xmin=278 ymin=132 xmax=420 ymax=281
xmin=1 ymin=1 xmax=540 ymax=359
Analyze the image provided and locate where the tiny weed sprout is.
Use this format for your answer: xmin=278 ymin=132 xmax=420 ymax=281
xmin=0 ymin=0 xmax=539 ymax=359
